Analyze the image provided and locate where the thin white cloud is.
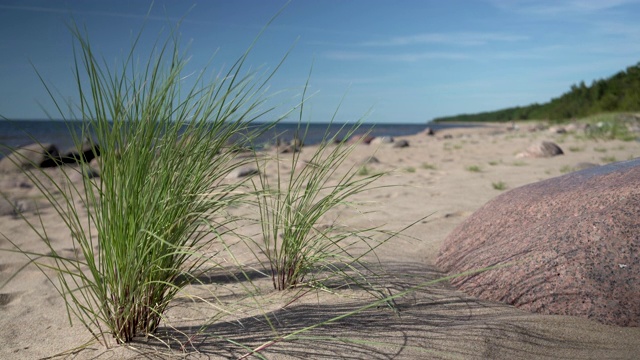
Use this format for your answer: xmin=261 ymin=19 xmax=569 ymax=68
xmin=313 ymin=73 xmax=405 ymax=86
xmin=361 ymin=32 xmax=528 ymax=47
xmin=595 ymin=20 xmax=640 ymax=37
xmin=0 ymin=4 xmax=189 ymax=23
xmin=488 ymin=0 xmax=640 ymax=16
xmin=0 ymin=4 xmax=69 ymax=14
xmin=324 ymin=44 xmax=560 ymax=63
xmin=324 ymin=50 xmax=470 ymax=62
xmin=568 ymin=0 xmax=640 ymax=11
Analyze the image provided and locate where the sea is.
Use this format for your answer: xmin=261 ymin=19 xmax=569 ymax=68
xmin=0 ymin=119 xmax=475 ymax=158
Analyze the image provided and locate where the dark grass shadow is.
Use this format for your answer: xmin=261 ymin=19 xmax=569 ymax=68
xmin=187 ymin=267 xmax=270 ymax=285
xmin=185 ymin=259 xmax=401 ymax=290
xmin=120 ymin=262 xmax=640 ymax=359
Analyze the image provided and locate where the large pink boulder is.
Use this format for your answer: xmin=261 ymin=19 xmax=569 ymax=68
xmin=437 ymin=158 xmax=640 ymax=326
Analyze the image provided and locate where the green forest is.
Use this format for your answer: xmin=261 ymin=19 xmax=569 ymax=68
xmin=432 ymin=62 xmax=640 ymax=123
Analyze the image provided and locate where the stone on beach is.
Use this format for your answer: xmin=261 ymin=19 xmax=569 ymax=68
xmin=277 ymin=144 xmax=300 ymax=154
xmin=517 ymin=141 xmax=563 ymax=158
xmin=60 ymin=139 xmax=100 ymax=164
xmin=548 ymin=125 xmax=567 ymax=134
xmin=392 ymin=139 xmax=410 ymax=148
xmin=0 ymin=140 xmax=100 ymax=174
xmin=437 ymin=158 xmax=640 ymax=327
xmin=228 ymin=166 xmax=259 ymax=179
xmin=360 ymin=156 xmax=380 ymax=165
xmin=0 ymin=197 xmax=18 ymax=217
xmin=347 ymin=134 xmax=375 ymax=145
xmin=370 ymin=136 xmax=394 ymax=146
xmin=420 ymin=127 xmax=436 ymax=136
xmin=0 ymin=143 xmax=60 ymax=172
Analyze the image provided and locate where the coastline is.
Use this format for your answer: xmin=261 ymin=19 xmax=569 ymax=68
xmin=0 ymin=119 xmax=483 ymax=156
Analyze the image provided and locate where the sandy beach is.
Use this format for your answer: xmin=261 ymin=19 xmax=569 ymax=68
xmin=1 ymin=121 xmax=639 ymax=359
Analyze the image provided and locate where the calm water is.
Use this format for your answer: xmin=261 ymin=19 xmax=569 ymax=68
xmin=0 ymin=119 xmax=473 ymax=158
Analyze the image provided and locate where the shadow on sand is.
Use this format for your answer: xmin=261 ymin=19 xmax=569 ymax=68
xmin=125 ymin=262 xmax=639 ymax=359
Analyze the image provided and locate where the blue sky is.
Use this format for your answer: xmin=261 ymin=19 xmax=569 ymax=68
xmin=1 ymin=0 xmax=640 ymax=123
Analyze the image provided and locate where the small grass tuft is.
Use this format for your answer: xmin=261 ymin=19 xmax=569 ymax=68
xmin=465 ymin=165 xmax=482 ymax=172
xmin=492 ymin=181 xmax=507 ymax=190
xmin=560 ymin=165 xmax=574 ymax=173
xmin=357 ymin=165 xmax=371 ymax=176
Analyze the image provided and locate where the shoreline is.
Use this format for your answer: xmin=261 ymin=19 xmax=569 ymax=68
xmin=0 ymin=120 xmax=472 ymax=156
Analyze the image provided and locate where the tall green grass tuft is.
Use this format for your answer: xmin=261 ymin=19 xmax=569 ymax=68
xmin=251 ymin=125 xmax=386 ymax=290
xmin=248 ymin=88 xmax=387 ymax=290
xmin=2 ymin=22 xmax=288 ymax=345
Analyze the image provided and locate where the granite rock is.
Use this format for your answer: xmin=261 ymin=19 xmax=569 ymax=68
xmin=517 ymin=141 xmax=563 ymax=158
xmin=437 ymin=158 xmax=640 ymax=327
xmin=392 ymin=139 xmax=410 ymax=148
xmin=0 ymin=143 xmax=60 ymax=172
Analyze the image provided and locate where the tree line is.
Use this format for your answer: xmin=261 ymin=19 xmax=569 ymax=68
xmin=432 ymin=62 xmax=640 ymax=123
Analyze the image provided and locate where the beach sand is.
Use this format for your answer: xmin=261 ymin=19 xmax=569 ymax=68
xmin=1 ymin=122 xmax=639 ymax=359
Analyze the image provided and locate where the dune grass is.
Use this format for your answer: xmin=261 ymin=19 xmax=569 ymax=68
xmin=357 ymin=165 xmax=372 ymax=176
xmin=0 ymin=17 xmax=414 ymax=351
xmin=492 ymin=181 xmax=507 ymax=190
xmin=248 ymin=102 xmax=389 ymax=290
xmin=560 ymin=165 xmax=574 ymax=174
xmin=421 ymin=162 xmax=437 ymax=170
xmin=1 ymin=21 xmax=290 ymax=345
xmin=0 ymin=14 xmax=508 ymax=358
xmin=580 ymin=113 xmax=638 ymax=141
xmin=465 ymin=165 xmax=482 ymax=172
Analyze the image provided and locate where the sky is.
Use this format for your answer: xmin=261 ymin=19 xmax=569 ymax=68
xmin=1 ymin=0 xmax=640 ymax=124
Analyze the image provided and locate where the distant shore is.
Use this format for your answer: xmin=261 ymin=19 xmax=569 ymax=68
xmin=0 ymin=119 xmax=484 ymax=156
